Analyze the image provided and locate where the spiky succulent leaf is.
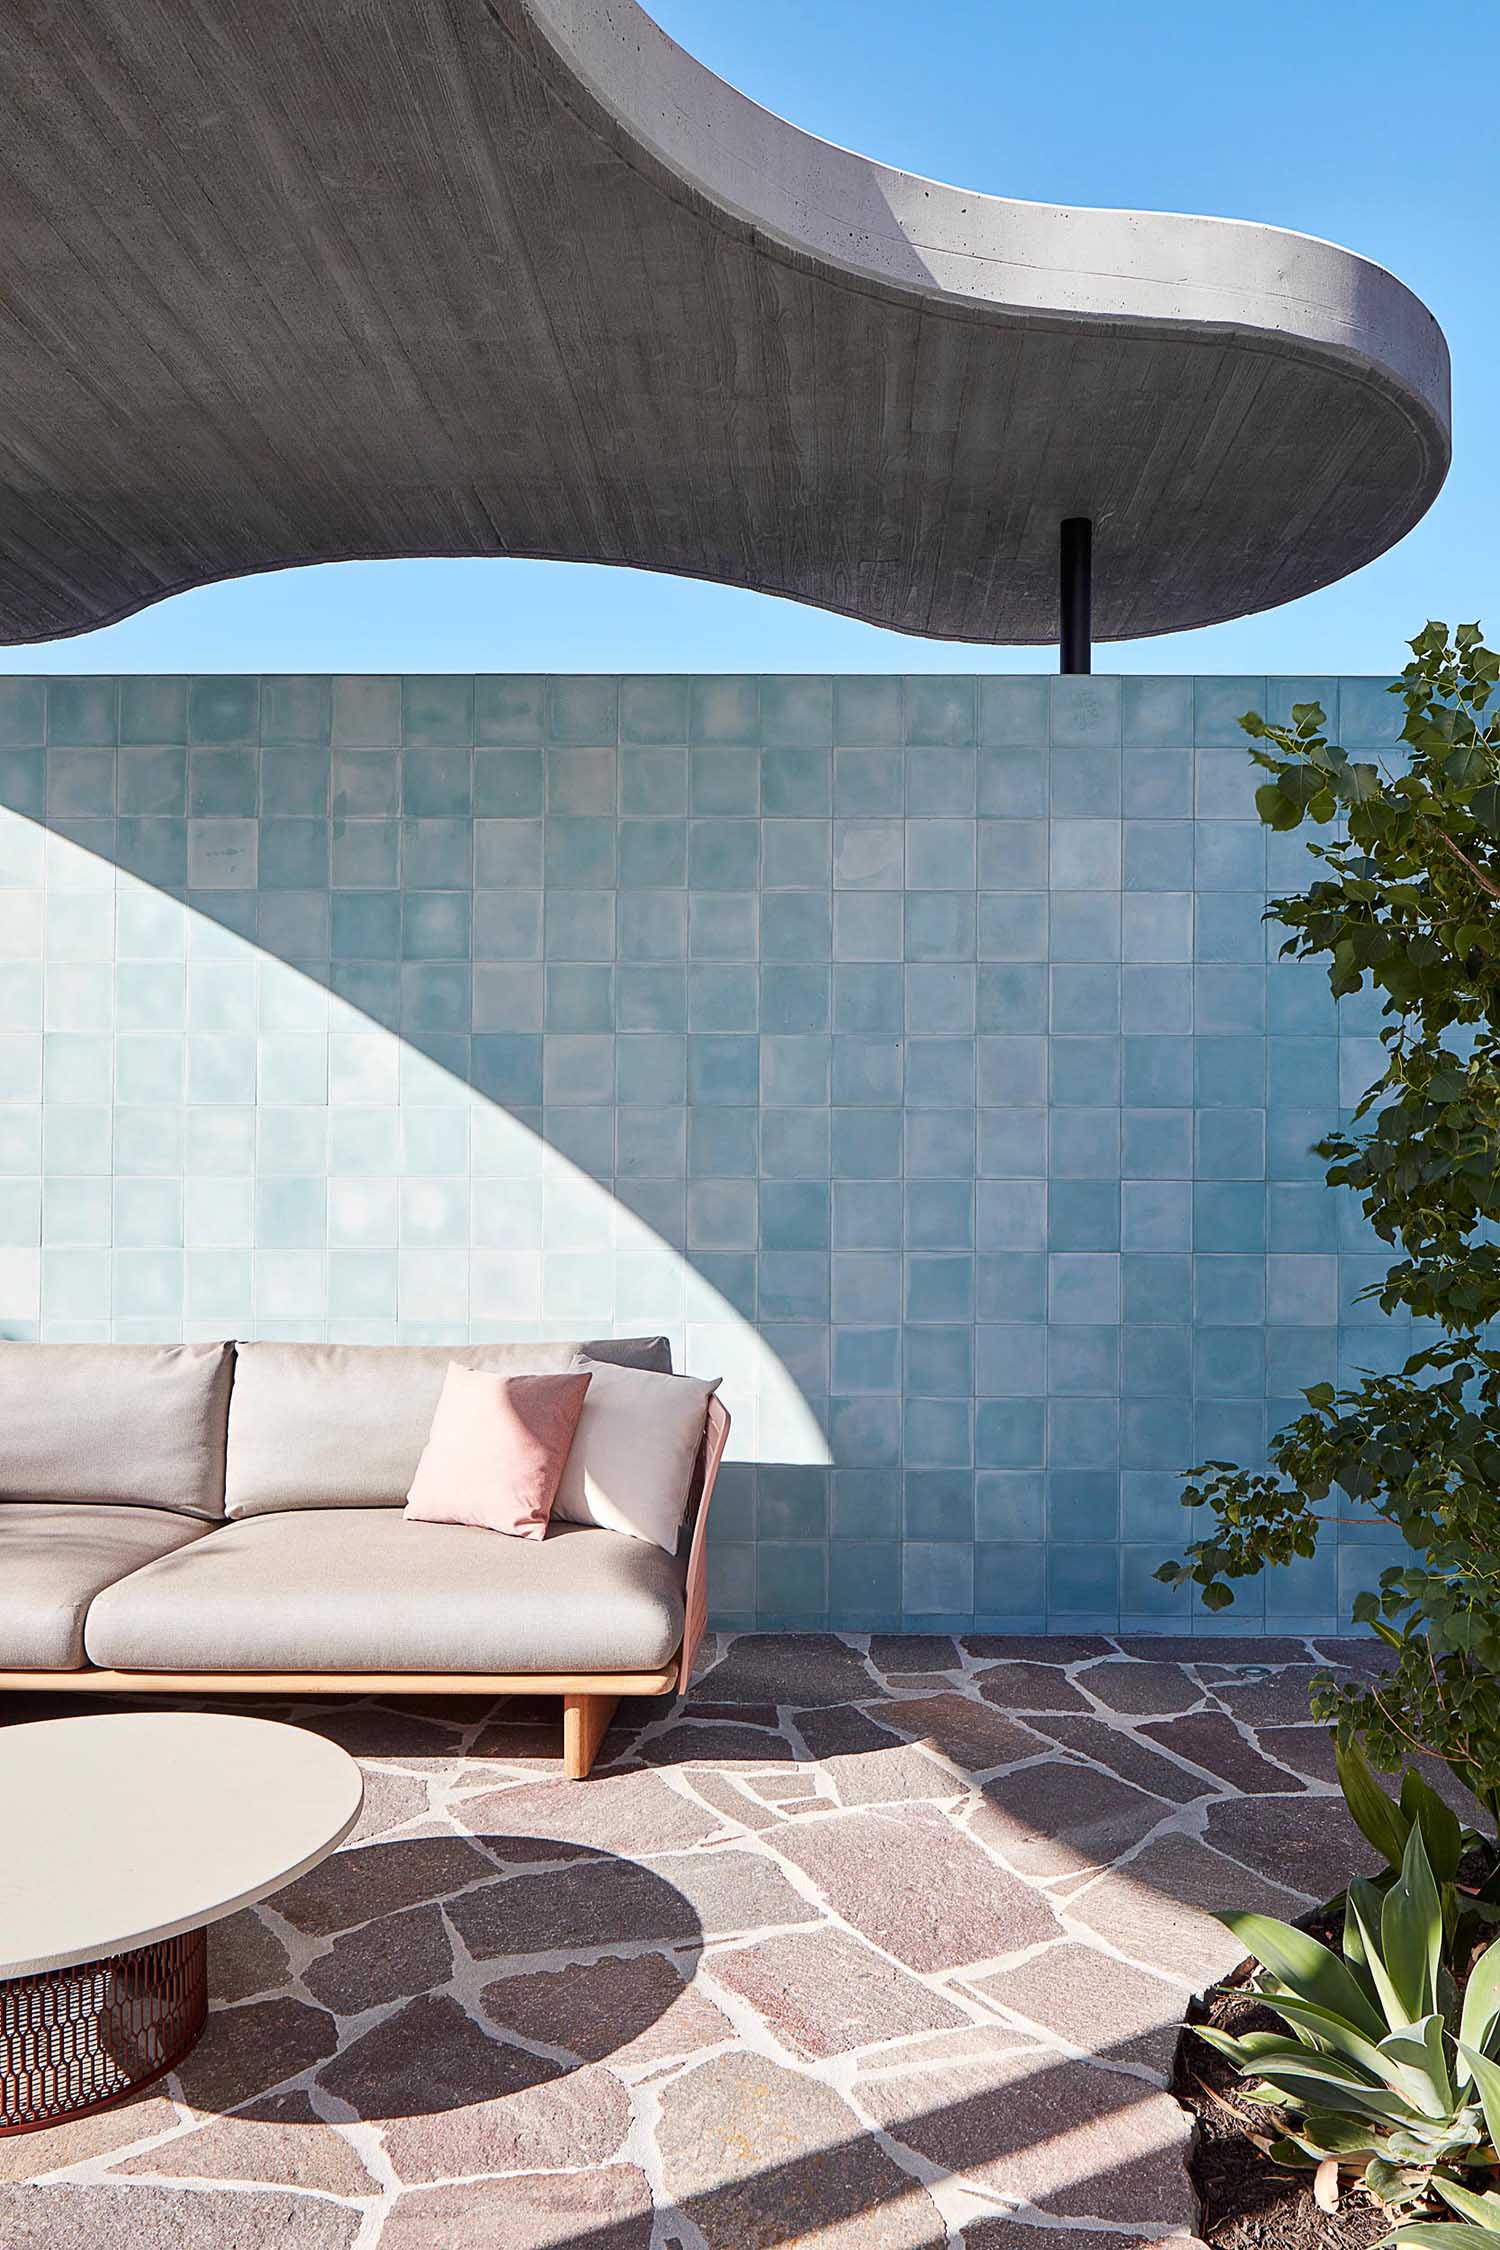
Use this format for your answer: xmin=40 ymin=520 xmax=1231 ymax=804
xmin=1258 ymin=1988 xmax=1402 ymax=2080
xmin=1277 ymin=2112 xmax=1386 ymax=2160
xmin=1379 ymin=2013 xmax=1458 ymax=2120
xmin=1382 ymin=1827 xmax=1445 ymax=2027
xmin=1341 ymin=1738 xmax=1415 ymax=1868
xmin=1459 ymin=1939 xmax=1500 ymax=2074
xmin=1219 ymin=1911 xmax=1388 ymax=2041
xmin=1233 ymin=2052 xmax=1431 ymax=2128
xmin=1353 ymin=1881 xmax=1418 ymax=2031
xmin=1192 ymin=2023 xmax=1293 ymax=2070
xmin=1457 ymin=2043 xmax=1500 ymax=2153
xmin=1365 ymin=2152 xmax=1432 ymax=2206
xmin=1400 ymin=1770 xmax=1465 ymax=1886
xmin=1434 ymin=2178 xmax=1500 ymax=2226
xmin=1382 ymin=2226 xmax=1500 ymax=2247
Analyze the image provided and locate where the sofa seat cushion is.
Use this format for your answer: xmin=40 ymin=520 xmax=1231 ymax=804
xmin=83 ymin=1509 xmax=687 ymax=1676
xmin=0 ymin=1504 xmax=212 ymax=1671
xmin=224 ymin=1336 xmax=672 ymax=1517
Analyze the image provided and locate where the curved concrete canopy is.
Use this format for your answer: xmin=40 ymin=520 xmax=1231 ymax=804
xmin=0 ymin=0 xmax=1450 ymax=646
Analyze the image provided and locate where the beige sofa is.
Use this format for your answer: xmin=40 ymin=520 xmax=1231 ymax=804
xmin=0 ymin=1339 xmax=727 ymax=1778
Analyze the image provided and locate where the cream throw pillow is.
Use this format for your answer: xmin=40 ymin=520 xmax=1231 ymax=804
xmin=550 ymin=1358 xmax=720 ymax=1551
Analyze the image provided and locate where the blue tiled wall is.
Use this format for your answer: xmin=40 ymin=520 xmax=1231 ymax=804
xmin=0 ymin=671 xmax=1409 ymax=1634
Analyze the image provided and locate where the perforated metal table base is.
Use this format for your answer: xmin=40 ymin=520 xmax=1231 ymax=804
xmin=0 ymin=1927 xmax=207 ymax=2134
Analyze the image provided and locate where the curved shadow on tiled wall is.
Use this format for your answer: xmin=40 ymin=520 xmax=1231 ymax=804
xmin=0 ymin=674 xmax=864 ymax=1627
xmin=0 ymin=669 xmax=1409 ymax=1635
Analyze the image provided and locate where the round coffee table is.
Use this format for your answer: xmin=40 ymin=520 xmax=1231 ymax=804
xmin=0 ymin=1711 xmax=363 ymax=2134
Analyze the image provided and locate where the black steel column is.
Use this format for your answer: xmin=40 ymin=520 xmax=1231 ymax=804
xmin=1059 ymin=517 xmax=1092 ymax=675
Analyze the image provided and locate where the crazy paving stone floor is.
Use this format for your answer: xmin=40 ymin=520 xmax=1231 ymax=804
xmin=0 ymin=1635 xmax=1389 ymax=2248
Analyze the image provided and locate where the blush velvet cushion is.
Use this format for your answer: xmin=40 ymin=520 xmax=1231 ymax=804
xmin=550 ymin=1358 xmax=721 ymax=1551
xmin=403 ymin=1365 xmax=592 ymax=1538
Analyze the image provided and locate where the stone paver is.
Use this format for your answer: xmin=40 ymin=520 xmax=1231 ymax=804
xmin=0 ymin=1633 xmax=1381 ymax=2242
xmin=857 ymin=2030 xmax=1196 ymax=2225
xmin=970 ymin=1761 xmax=1169 ymax=1880
xmin=709 ymin=1925 xmax=971 ymax=2056
xmin=378 ymin=2169 xmax=655 ymax=2249
xmin=968 ymin=1941 xmax=1187 ymax=2079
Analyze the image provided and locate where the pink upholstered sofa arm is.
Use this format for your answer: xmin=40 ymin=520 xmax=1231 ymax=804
xmin=676 ymin=1395 xmax=729 ymax=1694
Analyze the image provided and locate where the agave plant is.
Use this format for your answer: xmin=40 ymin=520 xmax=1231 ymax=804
xmin=1200 ymin=1824 xmax=1500 ymax=2210
xmin=1337 ymin=1739 xmax=1500 ymax=1948
xmin=1339 ymin=1743 xmax=1465 ymax=1909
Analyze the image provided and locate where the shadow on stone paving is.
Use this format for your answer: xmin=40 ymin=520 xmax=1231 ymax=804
xmin=350 ymin=2033 xmax=1201 ymax=2249
xmin=176 ymin=1836 xmax=703 ymax=2122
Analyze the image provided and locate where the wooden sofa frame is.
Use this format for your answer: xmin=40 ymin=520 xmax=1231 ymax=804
xmin=0 ymin=1397 xmax=731 ymax=1781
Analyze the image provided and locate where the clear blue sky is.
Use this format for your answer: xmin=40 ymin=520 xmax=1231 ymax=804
xmin=5 ymin=0 xmax=1493 ymax=678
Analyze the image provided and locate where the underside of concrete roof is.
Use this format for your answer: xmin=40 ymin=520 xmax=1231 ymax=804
xmin=0 ymin=0 xmax=1451 ymax=646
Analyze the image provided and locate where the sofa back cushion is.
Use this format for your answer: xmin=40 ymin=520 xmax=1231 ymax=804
xmin=224 ymin=1337 xmax=672 ymax=1516
xmin=0 ymin=1342 xmax=234 ymax=1519
xmin=551 ymin=1359 xmax=720 ymax=1552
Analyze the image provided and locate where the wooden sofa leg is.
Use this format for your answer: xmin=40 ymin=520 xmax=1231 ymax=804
xmin=562 ymin=1692 xmax=620 ymax=1781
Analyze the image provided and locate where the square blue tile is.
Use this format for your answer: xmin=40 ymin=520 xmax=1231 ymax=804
xmin=260 ymin=677 xmax=331 ymax=751
xmin=617 ymin=891 xmax=686 ymax=962
xmin=118 ymin=677 xmax=188 ymax=747
xmin=762 ymin=746 xmax=831 ymax=817
xmin=403 ymin=818 xmax=471 ymax=888
xmin=1048 ymin=1179 xmax=1120 ymax=1251
xmin=544 ymin=892 xmax=614 ymax=960
xmin=402 ymin=677 xmax=474 ymax=748
xmin=687 ymin=1033 xmax=760 ymax=1105
xmin=978 ymin=894 xmax=1048 ymax=961
xmin=762 ymin=893 xmax=831 ymax=966
xmin=403 ymin=747 xmax=472 ymax=817
xmin=472 ymin=890 xmax=542 ymax=961
xmin=618 ymin=818 xmax=687 ymax=889
xmin=330 ymin=817 xmax=400 ymax=899
xmin=1122 ymin=676 xmax=1194 ymax=748
xmin=906 ymin=819 xmax=975 ymax=890
xmin=620 ymin=747 xmax=687 ymax=815
xmin=1196 ymin=1108 xmax=1266 ymax=1180
xmin=905 ymin=892 xmax=975 ymax=963
xmin=546 ymin=677 xmax=618 ymax=748
xmin=47 ymin=679 xmax=118 ymax=746
xmin=978 ymin=820 xmax=1048 ymax=890
xmin=977 ymin=747 xmax=1047 ymax=817
xmin=616 ymin=964 xmax=685 ymax=1031
xmin=188 ymin=679 xmax=259 ymax=746
xmin=902 ymin=1543 xmax=974 ymax=1617
xmin=761 ymin=677 xmax=833 ymax=748
xmin=689 ymin=964 xmax=758 ymax=1032
xmin=830 ymin=1106 xmax=901 ymax=1181
xmin=1049 ymin=893 xmax=1121 ymax=962
xmin=688 ymin=1104 xmax=758 ymax=1176
xmin=1050 ymin=677 xmax=1121 ymax=750
xmin=1051 ymin=747 xmax=1122 ymax=816
xmin=977 ymin=965 xmax=1046 ymax=1036
xmin=1194 ymin=677 xmax=1266 ymax=748
xmin=545 ymin=816 xmax=616 ymax=889
xmin=1193 ymin=1181 xmax=1266 ymax=1253
xmin=1123 ymin=822 xmax=1193 ymax=891
xmin=835 ymin=749 xmax=903 ymax=816
xmin=258 ymin=818 xmax=327 ymax=889
xmin=1123 ymin=749 xmax=1193 ymax=815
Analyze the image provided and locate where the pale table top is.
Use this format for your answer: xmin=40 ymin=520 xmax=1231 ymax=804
xmin=0 ymin=1711 xmax=363 ymax=1978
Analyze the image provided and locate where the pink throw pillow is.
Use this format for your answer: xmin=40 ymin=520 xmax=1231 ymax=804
xmin=403 ymin=1365 xmax=592 ymax=1538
